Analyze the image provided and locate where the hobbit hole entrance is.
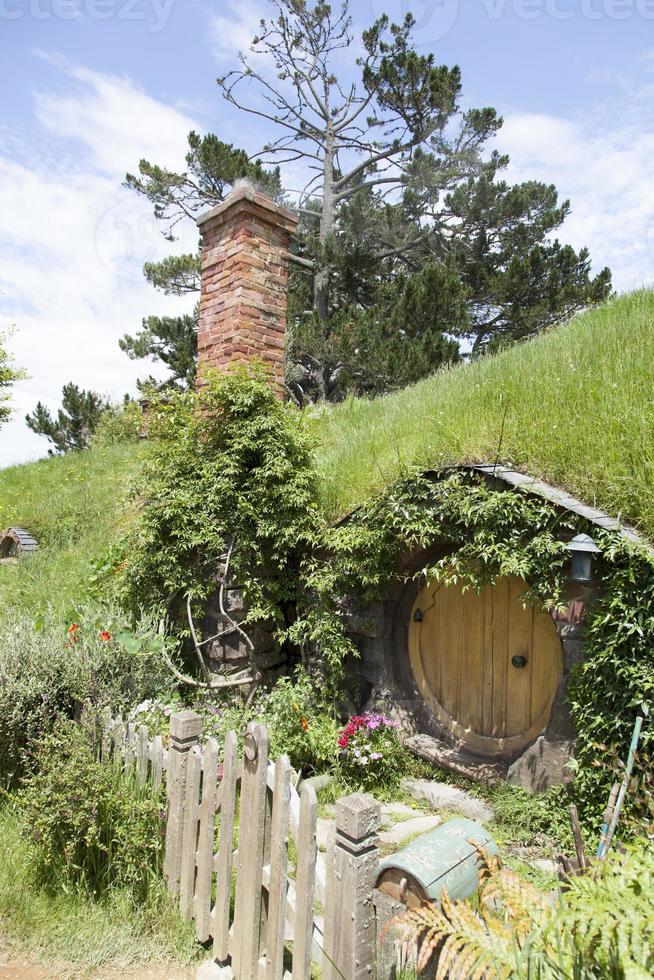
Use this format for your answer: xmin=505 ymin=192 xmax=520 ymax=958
xmin=408 ymin=576 xmax=563 ymax=760
xmin=0 ymin=528 xmax=38 ymax=561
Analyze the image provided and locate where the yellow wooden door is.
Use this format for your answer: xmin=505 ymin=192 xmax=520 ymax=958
xmin=408 ymin=576 xmax=563 ymax=758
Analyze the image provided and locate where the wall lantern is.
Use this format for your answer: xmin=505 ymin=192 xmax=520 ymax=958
xmin=567 ymin=533 xmax=601 ymax=583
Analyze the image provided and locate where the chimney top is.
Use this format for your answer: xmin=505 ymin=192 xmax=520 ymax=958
xmin=196 ymin=183 xmax=298 ymax=233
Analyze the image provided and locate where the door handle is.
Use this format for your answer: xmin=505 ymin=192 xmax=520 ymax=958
xmin=512 ymin=655 xmax=528 ymax=668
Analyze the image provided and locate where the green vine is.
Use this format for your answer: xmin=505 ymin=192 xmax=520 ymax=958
xmin=113 ymin=368 xmax=322 ymax=644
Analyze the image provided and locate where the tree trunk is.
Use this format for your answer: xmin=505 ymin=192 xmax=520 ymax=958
xmin=314 ymin=125 xmax=335 ymax=323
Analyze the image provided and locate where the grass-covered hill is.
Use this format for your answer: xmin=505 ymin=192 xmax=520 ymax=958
xmin=1 ymin=289 xmax=653 ymax=614
xmin=316 ymin=289 xmax=654 ymax=526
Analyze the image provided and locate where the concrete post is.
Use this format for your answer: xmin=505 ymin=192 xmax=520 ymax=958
xmin=324 ymin=792 xmax=381 ymax=980
xmin=164 ymin=710 xmax=202 ymax=895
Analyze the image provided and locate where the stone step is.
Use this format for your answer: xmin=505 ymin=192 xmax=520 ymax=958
xmin=405 ymin=733 xmax=508 ymax=786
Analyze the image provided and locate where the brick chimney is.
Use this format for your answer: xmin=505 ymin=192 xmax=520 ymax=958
xmin=195 ymin=182 xmax=299 ymax=391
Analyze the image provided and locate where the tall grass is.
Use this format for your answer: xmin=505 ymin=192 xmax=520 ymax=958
xmin=0 ymin=441 xmax=144 ymax=614
xmin=313 ymin=290 xmax=654 ymax=536
xmin=0 ymin=804 xmax=199 ymax=977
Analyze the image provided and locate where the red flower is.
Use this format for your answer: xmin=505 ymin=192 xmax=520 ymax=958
xmin=100 ymin=630 xmax=111 ymax=642
xmin=67 ymin=623 xmax=79 ymax=634
xmin=300 ymin=717 xmax=309 ymax=731
xmin=338 ymin=735 xmax=349 ymax=748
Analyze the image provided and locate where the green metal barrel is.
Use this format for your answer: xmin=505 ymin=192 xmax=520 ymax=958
xmin=376 ymin=817 xmax=498 ymax=908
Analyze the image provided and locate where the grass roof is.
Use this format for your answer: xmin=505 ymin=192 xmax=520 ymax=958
xmin=313 ymin=289 xmax=654 ymax=535
xmin=1 ymin=288 xmax=652 ymax=615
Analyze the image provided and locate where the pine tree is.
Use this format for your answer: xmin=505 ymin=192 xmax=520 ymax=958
xmin=25 ymin=383 xmax=109 ymax=454
xmin=123 ymin=0 xmax=612 ymax=401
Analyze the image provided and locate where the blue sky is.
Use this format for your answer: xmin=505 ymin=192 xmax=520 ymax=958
xmin=1 ymin=0 xmax=654 ymax=466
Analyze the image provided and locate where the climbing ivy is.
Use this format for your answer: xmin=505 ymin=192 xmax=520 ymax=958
xmin=113 ymin=368 xmax=323 ymax=642
xmin=568 ymin=533 xmax=654 ymax=825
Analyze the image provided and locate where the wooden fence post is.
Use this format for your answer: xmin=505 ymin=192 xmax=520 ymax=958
xmin=373 ymin=889 xmax=405 ymax=980
xmin=324 ymin=792 xmax=381 ymax=980
xmin=164 ymin=710 xmax=202 ymax=895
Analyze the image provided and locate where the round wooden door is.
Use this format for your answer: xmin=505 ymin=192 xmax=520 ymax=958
xmin=408 ymin=576 xmax=563 ymax=758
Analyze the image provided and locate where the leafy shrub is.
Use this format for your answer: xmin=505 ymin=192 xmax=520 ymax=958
xmin=113 ymin=369 xmax=324 ymax=651
xmin=19 ymin=722 xmax=166 ymax=901
xmin=91 ymin=399 xmax=142 ymax=448
xmin=127 ymin=672 xmax=342 ymax=777
xmin=254 ymin=672 xmax=340 ymax=774
xmin=0 ymin=605 xmax=171 ymax=784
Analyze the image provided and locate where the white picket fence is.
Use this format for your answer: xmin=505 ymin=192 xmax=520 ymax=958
xmin=97 ymin=707 xmax=388 ymax=980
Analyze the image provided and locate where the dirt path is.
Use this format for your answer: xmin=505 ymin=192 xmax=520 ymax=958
xmin=0 ymin=946 xmax=197 ymax=979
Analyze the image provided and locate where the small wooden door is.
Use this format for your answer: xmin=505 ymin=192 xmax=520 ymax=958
xmin=408 ymin=576 xmax=563 ymax=758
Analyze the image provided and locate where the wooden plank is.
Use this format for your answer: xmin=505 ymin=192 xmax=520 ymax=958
xmin=459 ymin=584 xmax=484 ymax=735
xmin=286 ymin=780 xmax=326 ymax=905
xmin=101 ymin=719 xmax=114 ymax=763
xmin=292 ymin=783 xmax=317 ymax=980
xmin=265 ymin=756 xmax=291 ymax=980
xmin=261 ymin=867 xmax=325 ymax=967
xmin=112 ymin=716 xmax=124 ymax=767
xmin=136 ymin=725 xmax=149 ymax=787
xmin=233 ymin=723 xmax=270 ymax=980
xmin=505 ymin=577 xmax=532 ymax=737
xmin=195 ymin=738 xmax=219 ymax=943
xmin=99 ymin=707 xmax=113 ymax=762
xmin=321 ymin=833 xmax=337 ymax=980
xmin=531 ymin=607 xmax=563 ymax=728
xmin=439 ymin=583 xmax=462 ymax=727
xmin=481 ymin=584 xmax=494 ymax=737
xmin=124 ymin=722 xmax=136 ymax=773
xmin=490 ymin=577 xmax=509 ymax=739
xmin=213 ymin=730 xmax=238 ymax=963
xmin=569 ymin=804 xmax=588 ymax=870
xmin=430 ymin=584 xmax=444 ymax=713
xmin=416 ymin=584 xmax=439 ymax=703
xmin=179 ymin=745 xmax=202 ymax=919
xmin=260 ymin=765 xmax=274 ymax=962
xmin=151 ymin=735 xmax=164 ymax=794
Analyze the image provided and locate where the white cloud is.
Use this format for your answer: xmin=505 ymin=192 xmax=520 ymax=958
xmin=209 ymin=0 xmax=267 ymax=65
xmin=0 ymin=55 xmax=199 ymax=468
xmin=499 ymin=74 xmax=654 ymax=293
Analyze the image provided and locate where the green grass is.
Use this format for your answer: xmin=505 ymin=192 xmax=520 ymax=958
xmin=2 ymin=290 xmax=653 ymax=620
xmin=0 ymin=441 xmax=145 ymax=615
xmin=0 ymin=803 xmax=200 ymax=977
xmin=313 ymin=290 xmax=654 ymax=536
